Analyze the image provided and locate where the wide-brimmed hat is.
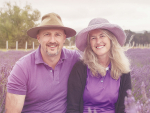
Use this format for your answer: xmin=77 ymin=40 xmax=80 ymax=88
xmin=27 ymin=13 xmax=76 ymax=38
xmin=76 ymin=18 xmax=126 ymax=51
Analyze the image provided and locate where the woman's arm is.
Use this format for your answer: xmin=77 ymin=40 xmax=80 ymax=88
xmin=66 ymin=61 xmax=87 ymax=113
xmin=115 ymin=73 xmax=132 ymax=113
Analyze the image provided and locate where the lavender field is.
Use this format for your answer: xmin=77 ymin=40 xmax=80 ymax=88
xmin=0 ymin=48 xmax=150 ymax=113
xmin=0 ymin=50 xmax=33 ymax=113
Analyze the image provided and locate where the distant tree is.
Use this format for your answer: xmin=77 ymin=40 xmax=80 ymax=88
xmin=70 ymin=36 xmax=75 ymax=46
xmin=64 ymin=38 xmax=70 ymax=46
xmin=124 ymin=30 xmax=150 ymax=46
xmin=0 ymin=2 xmax=41 ymax=49
xmin=124 ymin=30 xmax=135 ymax=45
xmin=143 ymin=31 xmax=149 ymax=44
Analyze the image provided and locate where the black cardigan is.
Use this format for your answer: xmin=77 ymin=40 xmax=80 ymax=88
xmin=67 ymin=60 xmax=131 ymax=113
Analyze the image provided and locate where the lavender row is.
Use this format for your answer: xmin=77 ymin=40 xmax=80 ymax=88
xmin=0 ymin=50 xmax=33 ymax=113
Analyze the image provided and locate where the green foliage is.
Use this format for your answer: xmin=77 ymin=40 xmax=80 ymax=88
xmin=70 ymin=36 xmax=75 ymax=46
xmin=64 ymin=36 xmax=75 ymax=46
xmin=125 ymin=30 xmax=150 ymax=46
xmin=0 ymin=2 xmax=40 ymax=49
xmin=64 ymin=38 xmax=70 ymax=46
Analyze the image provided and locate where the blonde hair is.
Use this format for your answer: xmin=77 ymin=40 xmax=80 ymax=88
xmin=82 ymin=29 xmax=130 ymax=80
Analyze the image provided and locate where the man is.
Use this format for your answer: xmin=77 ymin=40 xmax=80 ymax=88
xmin=5 ymin=13 xmax=80 ymax=113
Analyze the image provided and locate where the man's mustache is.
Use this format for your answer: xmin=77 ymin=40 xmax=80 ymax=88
xmin=46 ymin=42 xmax=59 ymax=46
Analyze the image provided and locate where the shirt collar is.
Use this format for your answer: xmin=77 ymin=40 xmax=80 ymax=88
xmin=106 ymin=62 xmax=111 ymax=71
xmin=60 ymin=48 xmax=67 ymax=60
xmin=35 ymin=45 xmax=44 ymax=64
xmin=35 ymin=45 xmax=67 ymax=64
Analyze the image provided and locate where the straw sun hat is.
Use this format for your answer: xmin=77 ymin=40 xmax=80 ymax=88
xmin=27 ymin=13 xmax=76 ymax=38
xmin=76 ymin=18 xmax=126 ymax=51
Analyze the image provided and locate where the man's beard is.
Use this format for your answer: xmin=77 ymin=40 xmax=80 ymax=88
xmin=46 ymin=48 xmax=59 ymax=57
xmin=46 ymin=42 xmax=59 ymax=57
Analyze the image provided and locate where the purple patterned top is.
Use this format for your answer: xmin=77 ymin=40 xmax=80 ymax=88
xmin=83 ymin=64 xmax=120 ymax=113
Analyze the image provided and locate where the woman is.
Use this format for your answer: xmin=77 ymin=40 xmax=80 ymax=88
xmin=67 ymin=18 xmax=131 ymax=113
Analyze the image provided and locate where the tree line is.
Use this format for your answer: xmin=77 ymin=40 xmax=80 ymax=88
xmin=124 ymin=30 xmax=150 ymax=46
xmin=0 ymin=2 xmax=40 ymax=49
xmin=0 ymin=2 xmax=150 ymax=49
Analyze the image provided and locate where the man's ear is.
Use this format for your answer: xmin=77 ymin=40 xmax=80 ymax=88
xmin=63 ymin=35 xmax=66 ymax=43
xmin=37 ymin=34 xmax=40 ymax=43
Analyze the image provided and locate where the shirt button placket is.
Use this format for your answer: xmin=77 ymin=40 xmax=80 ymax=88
xmin=54 ymin=70 xmax=59 ymax=83
xmin=54 ymin=65 xmax=60 ymax=83
xmin=49 ymin=69 xmax=54 ymax=80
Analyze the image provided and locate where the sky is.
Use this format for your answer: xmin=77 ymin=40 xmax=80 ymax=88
xmin=0 ymin=0 xmax=150 ymax=32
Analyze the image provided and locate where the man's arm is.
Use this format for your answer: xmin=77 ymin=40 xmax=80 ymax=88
xmin=5 ymin=92 xmax=25 ymax=113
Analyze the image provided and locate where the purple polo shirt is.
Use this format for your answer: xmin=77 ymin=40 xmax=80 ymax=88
xmin=83 ymin=64 xmax=120 ymax=113
xmin=7 ymin=46 xmax=80 ymax=113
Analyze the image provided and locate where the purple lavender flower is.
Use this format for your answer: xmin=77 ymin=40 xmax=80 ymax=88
xmin=125 ymin=89 xmax=137 ymax=113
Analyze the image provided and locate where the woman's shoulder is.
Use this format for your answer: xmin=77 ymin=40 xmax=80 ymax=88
xmin=69 ymin=60 xmax=87 ymax=81
xmin=120 ymin=72 xmax=131 ymax=85
xmin=121 ymin=72 xmax=131 ymax=79
xmin=73 ymin=60 xmax=87 ymax=69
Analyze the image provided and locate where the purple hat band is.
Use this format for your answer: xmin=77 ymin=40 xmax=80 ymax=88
xmin=76 ymin=18 xmax=126 ymax=51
